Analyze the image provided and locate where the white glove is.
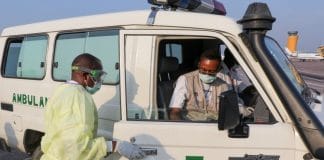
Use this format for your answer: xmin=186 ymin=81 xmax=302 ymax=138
xmin=239 ymin=106 xmax=254 ymax=117
xmin=116 ymin=141 xmax=146 ymax=160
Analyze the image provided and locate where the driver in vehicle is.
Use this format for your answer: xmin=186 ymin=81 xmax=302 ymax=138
xmin=169 ymin=49 xmax=253 ymax=121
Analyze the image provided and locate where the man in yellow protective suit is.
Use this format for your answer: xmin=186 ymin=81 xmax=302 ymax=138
xmin=41 ymin=53 xmax=145 ymax=160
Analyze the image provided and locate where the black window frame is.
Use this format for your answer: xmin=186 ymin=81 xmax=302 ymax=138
xmin=1 ymin=34 xmax=48 ymax=80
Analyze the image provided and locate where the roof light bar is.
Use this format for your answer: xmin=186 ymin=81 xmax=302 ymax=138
xmin=148 ymin=0 xmax=226 ymax=15
xmin=148 ymin=0 xmax=169 ymax=6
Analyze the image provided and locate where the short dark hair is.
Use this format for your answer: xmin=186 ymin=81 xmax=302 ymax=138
xmin=200 ymin=49 xmax=221 ymax=61
xmin=72 ymin=53 xmax=102 ymax=70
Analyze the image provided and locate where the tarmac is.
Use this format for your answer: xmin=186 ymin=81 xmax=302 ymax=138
xmin=292 ymin=59 xmax=324 ymax=92
xmin=0 ymin=149 xmax=29 ymax=160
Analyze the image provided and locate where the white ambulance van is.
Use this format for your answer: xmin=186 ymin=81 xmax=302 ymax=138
xmin=0 ymin=0 xmax=324 ymax=159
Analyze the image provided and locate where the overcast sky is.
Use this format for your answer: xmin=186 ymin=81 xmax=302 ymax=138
xmin=0 ymin=0 xmax=323 ymax=52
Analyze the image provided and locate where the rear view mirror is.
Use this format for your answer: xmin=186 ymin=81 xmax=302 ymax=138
xmin=218 ymin=90 xmax=240 ymax=130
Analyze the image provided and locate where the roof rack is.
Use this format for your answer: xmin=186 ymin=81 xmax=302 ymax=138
xmin=147 ymin=0 xmax=226 ymax=15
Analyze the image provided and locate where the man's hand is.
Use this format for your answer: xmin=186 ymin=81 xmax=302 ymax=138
xmin=239 ymin=106 xmax=254 ymax=117
xmin=116 ymin=141 xmax=146 ymax=160
xmin=169 ymin=108 xmax=181 ymax=120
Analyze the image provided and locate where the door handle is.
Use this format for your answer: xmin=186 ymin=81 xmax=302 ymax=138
xmin=229 ymin=154 xmax=280 ymax=160
xmin=130 ymin=137 xmax=157 ymax=156
xmin=1 ymin=103 xmax=13 ymax=112
xmin=140 ymin=148 xmax=157 ymax=156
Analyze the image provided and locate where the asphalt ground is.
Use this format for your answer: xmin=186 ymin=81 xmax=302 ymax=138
xmin=0 ymin=59 xmax=323 ymax=159
xmin=0 ymin=149 xmax=29 ymax=160
xmin=292 ymin=59 xmax=324 ymax=93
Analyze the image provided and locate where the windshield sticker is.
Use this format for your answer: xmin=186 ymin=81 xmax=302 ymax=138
xmin=186 ymin=156 xmax=204 ymax=160
xmin=12 ymin=93 xmax=48 ymax=108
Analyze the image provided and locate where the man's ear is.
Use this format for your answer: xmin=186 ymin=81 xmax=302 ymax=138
xmin=82 ymin=72 xmax=90 ymax=81
xmin=216 ymin=61 xmax=222 ymax=72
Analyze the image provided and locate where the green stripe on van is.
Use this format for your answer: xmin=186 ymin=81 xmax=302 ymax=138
xmin=186 ymin=156 xmax=204 ymax=160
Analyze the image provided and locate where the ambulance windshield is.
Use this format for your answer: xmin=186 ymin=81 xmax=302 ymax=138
xmin=264 ymin=36 xmax=306 ymax=94
xmin=264 ymin=36 xmax=324 ymax=125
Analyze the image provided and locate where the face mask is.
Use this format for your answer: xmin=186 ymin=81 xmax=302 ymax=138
xmin=86 ymin=81 xmax=102 ymax=95
xmin=199 ymin=73 xmax=216 ymax=84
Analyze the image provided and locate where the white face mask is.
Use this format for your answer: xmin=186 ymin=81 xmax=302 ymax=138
xmin=199 ymin=73 xmax=216 ymax=84
xmin=86 ymin=81 xmax=102 ymax=95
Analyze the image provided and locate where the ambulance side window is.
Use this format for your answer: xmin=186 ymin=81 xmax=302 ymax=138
xmin=2 ymin=35 xmax=48 ymax=79
xmin=53 ymin=29 xmax=119 ymax=84
xmin=155 ymin=38 xmax=276 ymax=124
xmin=166 ymin=43 xmax=183 ymax=64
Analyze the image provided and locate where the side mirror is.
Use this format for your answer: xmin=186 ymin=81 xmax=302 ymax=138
xmin=218 ymin=90 xmax=240 ymax=130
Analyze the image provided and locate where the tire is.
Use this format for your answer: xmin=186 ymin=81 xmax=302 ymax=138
xmin=31 ymin=146 xmax=43 ymax=160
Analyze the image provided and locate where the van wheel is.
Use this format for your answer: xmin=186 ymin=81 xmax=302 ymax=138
xmin=31 ymin=146 xmax=43 ymax=160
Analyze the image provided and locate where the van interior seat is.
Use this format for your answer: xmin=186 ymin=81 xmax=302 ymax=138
xmin=157 ymin=57 xmax=179 ymax=120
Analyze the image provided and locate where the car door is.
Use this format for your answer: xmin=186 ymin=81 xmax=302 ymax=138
xmin=109 ymin=29 xmax=297 ymax=160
